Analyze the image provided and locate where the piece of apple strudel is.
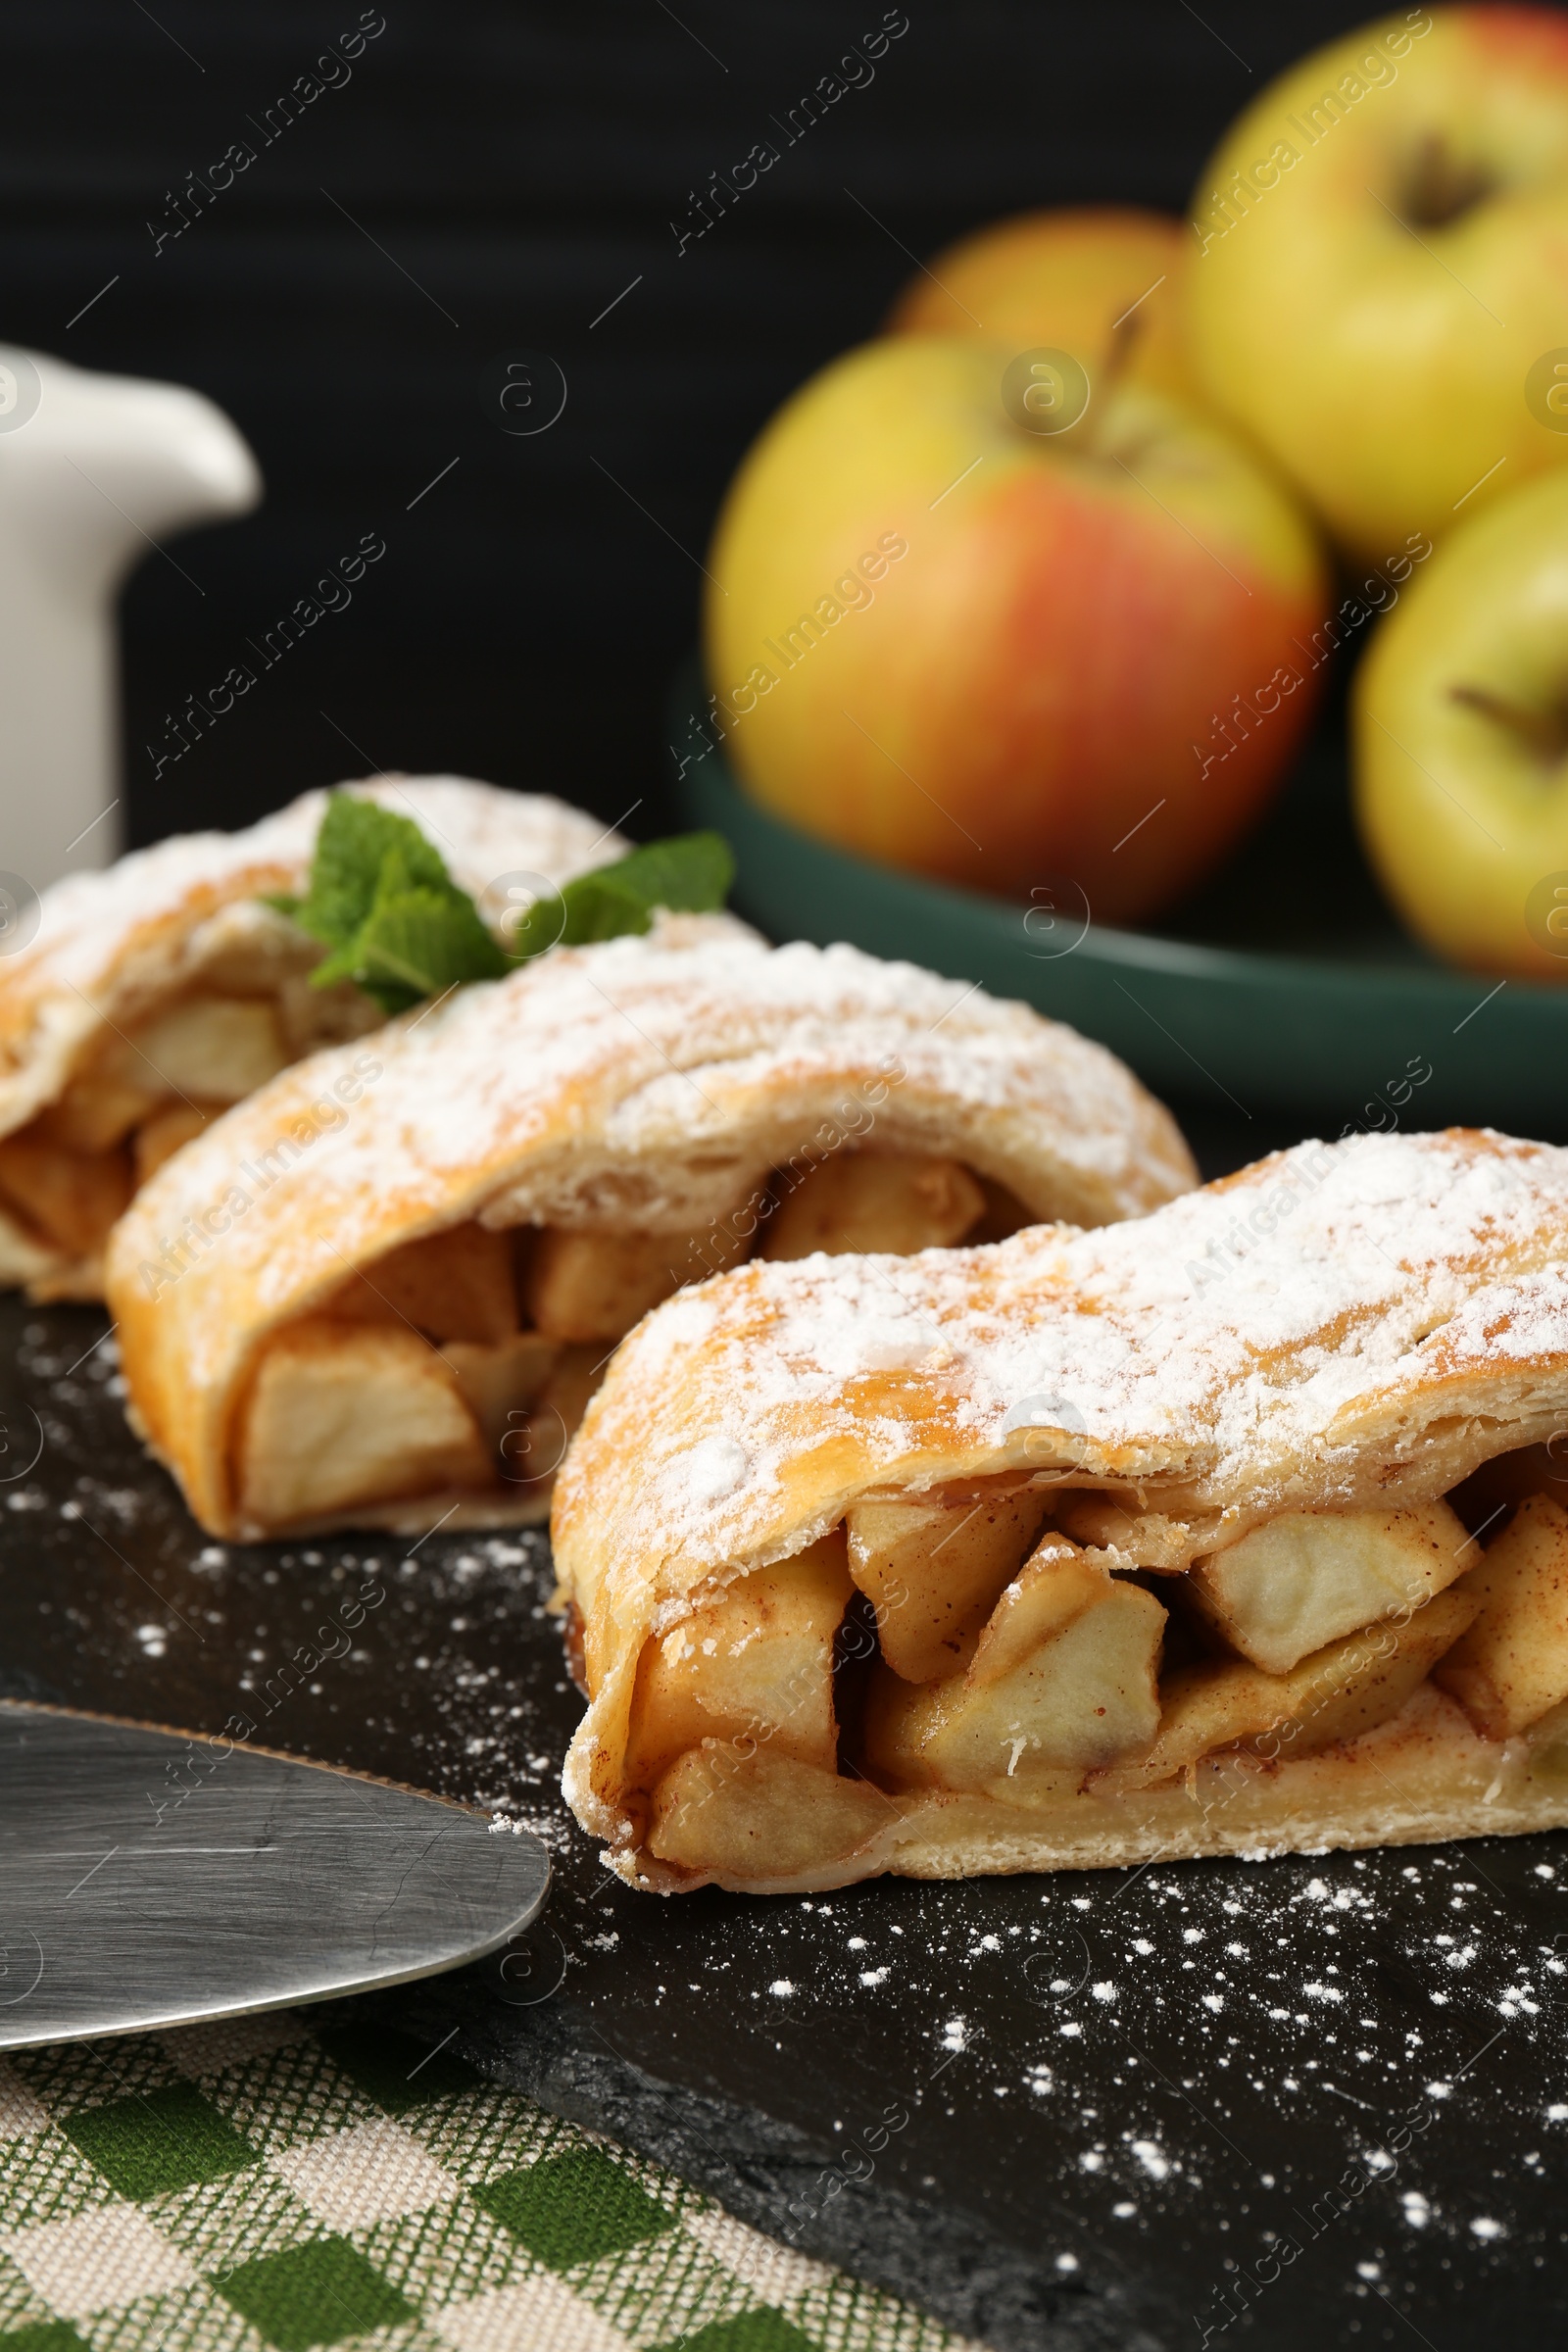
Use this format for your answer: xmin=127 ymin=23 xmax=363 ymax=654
xmin=554 ymin=1126 xmax=1568 ymax=1893
xmin=105 ymin=920 xmax=1195 ymax=1539
xmin=0 ymin=776 xmax=622 ymax=1298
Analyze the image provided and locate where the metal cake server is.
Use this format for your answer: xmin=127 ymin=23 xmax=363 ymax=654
xmin=0 ymin=1702 xmax=550 ymax=2048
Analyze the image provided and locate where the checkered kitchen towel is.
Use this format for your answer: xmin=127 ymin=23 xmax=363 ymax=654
xmin=0 ymin=2010 xmax=980 ymax=2351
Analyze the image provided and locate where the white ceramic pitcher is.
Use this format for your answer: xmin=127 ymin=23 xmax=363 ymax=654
xmin=0 ymin=344 xmax=261 ymax=895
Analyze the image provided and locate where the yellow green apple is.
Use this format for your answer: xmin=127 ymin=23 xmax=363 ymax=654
xmin=887 ymin=205 xmax=1193 ymax=399
xmin=704 ymin=336 xmax=1330 ymax=922
xmin=1354 ymin=466 xmax=1568 ymax=977
xmin=1183 ymin=6 xmax=1568 ymax=562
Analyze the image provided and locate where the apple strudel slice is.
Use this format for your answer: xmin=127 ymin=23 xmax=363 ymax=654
xmin=0 ymin=776 xmax=623 ymax=1299
xmin=105 ymin=921 xmax=1195 ymax=1539
xmin=553 ymin=1127 xmax=1568 ymax=1893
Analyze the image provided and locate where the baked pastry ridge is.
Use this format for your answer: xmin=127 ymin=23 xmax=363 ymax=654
xmin=0 ymin=776 xmax=621 ymax=1298
xmin=104 ymin=921 xmax=1195 ymax=1540
xmin=551 ymin=1127 xmax=1568 ymax=1891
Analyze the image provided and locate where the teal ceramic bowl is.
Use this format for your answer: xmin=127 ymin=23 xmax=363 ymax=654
xmin=668 ymin=667 xmax=1568 ymax=1143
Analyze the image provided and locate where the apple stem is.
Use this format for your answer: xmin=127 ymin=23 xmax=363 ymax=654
xmin=1402 ymin=134 xmax=1494 ymax=230
xmin=1084 ymin=312 xmax=1143 ymax=454
xmin=1450 ymin=683 xmax=1568 ymax=763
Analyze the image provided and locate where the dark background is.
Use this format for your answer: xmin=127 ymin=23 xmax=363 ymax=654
xmin=1 ymin=0 xmax=1381 ymax=859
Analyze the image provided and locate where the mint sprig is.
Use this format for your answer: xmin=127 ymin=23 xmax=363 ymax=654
xmin=507 ymin=831 xmax=735 ymax=962
xmin=271 ymin=796 xmax=506 ymax=1015
xmin=270 ymin=793 xmax=734 ymax=1016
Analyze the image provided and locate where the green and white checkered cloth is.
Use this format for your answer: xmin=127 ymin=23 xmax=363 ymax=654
xmin=0 ymin=2010 xmax=981 ymax=2352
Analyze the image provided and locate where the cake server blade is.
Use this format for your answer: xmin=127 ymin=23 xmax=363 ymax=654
xmin=0 ymin=1701 xmax=550 ymax=2048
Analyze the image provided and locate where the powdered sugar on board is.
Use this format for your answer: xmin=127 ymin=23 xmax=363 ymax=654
xmin=767 ymin=1847 xmax=1568 ymax=2304
xmin=559 ymin=1129 xmax=1568 ymax=1573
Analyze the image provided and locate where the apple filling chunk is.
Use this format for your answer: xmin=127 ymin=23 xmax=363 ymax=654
xmin=106 ymin=995 xmax=289 ymax=1102
xmin=525 ymin=1225 xmax=746 ymax=1344
xmin=621 ymin=1532 xmax=855 ymax=1796
xmin=439 ymin=1331 xmax=562 ymax=1455
xmin=762 ymin=1152 xmax=985 ymax=1260
xmin=328 ymin=1222 xmax=518 ymax=1345
xmin=513 ymin=1343 xmax=606 ymax=1479
xmin=0 ymin=995 xmax=296 ymax=1268
xmin=0 ymin=1130 xmax=134 ymax=1259
xmin=1116 ymin=1582 xmax=1482 ymax=1787
xmin=865 ymin=1535 xmax=1165 ymax=1788
xmin=40 ymin=1076 xmax=165 ymax=1155
xmin=1435 ymin=1494 xmax=1568 ymax=1740
xmin=1188 ymin=1501 xmax=1471 ymax=1674
xmin=236 ymin=1318 xmax=490 ymax=1527
xmin=1054 ymin=1494 xmax=1198 ymax=1571
xmin=648 ymin=1746 xmax=889 ymax=1878
xmin=845 ymin=1488 xmax=1049 ymax=1681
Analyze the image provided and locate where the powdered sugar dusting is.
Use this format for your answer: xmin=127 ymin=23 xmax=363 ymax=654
xmin=681 ymin=1437 xmax=752 ymax=1505
xmin=111 ymin=914 xmax=1190 ymax=1389
xmin=108 ymin=917 xmax=1191 ymax=1537
xmin=556 ymin=1130 xmax=1568 ymax=1586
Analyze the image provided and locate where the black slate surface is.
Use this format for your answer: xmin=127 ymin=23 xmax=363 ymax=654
xmin=1 ymin=1294 xmax=1564 ymax=2350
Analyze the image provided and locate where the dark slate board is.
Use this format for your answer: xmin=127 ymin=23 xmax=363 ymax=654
xmin=1 ymin=1293 xmax=1565 ymax=2350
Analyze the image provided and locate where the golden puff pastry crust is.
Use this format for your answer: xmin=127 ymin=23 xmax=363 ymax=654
xmin=0 ymin=776 xmax=621 ymax=1298
xmin=553 ymin=1127 xmax=1568 ymax=1893
xmin=105 ymin=920 xmax=1195 ymax=1541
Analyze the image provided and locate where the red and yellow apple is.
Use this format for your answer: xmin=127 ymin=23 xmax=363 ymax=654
xmin=704 ymin=336 xmax=1329 ymax=921
xmin=887 ymin=205 xmax=1194 ymax=400
xmin=1354 ymin=466 xmax=1568 ymax=978
xmin=1183 ymin=6 xmax=1568 ymax=561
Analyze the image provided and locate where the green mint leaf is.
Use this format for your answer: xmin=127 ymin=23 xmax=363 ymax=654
xmin=270 ymin=795 xmax=734 ymax=1014
xmin=582 ymin=832 xmax=735 ymax=921
xmin=311 ymin=846 xmax=507 ymax=1014
xmin=509 ymin=831 xmax=735 ymax=964
xmin=291 ymin=792 xmax=451 ymax=953
xmin=271 ymin=791 xmax=506 ymax=1011
xmin=354 ymin=888 xmax=508 ymax=1013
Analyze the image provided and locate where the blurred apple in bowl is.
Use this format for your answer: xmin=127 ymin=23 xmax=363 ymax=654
xmin=704 ymin=336 xmax=1329 ymax=924
xmin=887 ymin=205 xmax=1194 ymax=399
xmin=1355 ymin=468 xmax=1568 ymax=978
xmin=1183 ymin=5 xmax=1568 ymax=561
